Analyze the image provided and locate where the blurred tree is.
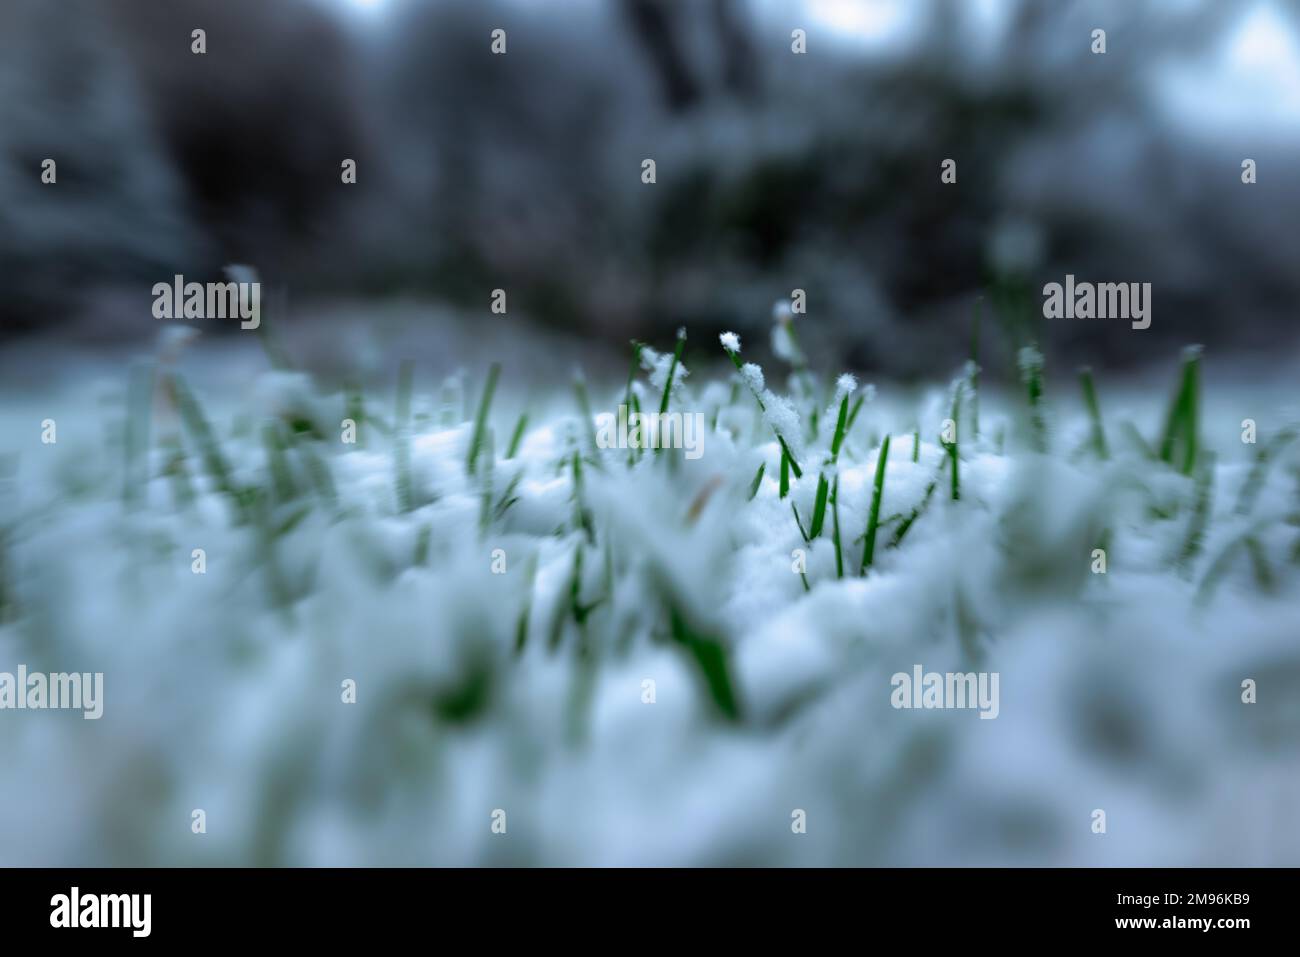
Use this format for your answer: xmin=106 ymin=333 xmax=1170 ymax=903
xmin=621 ymin=0 xmax=702 ymax=112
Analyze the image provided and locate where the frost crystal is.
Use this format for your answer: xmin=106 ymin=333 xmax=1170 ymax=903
xmin=761 ymin=390 xmax=803 ymax=459
xmin=719 ymin=331 xmax=741 ymax=353
xmin=739 ymin=362 xmax=765 ymax=395
xmin=1017 ymin=345 xmax=1044 ymax=379
xmin=641 ymin=345 xmax=688 ymax=394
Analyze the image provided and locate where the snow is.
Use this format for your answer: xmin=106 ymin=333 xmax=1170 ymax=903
xmin=1 ymin=343 xmax=1298 ymax=866
xmin=739 ymin=362 xmax=765 ymax=396
xmin=639 ymin=345 xmax=688 ymax=396
xmin=760 ymin=390 xmax=804 ymax=459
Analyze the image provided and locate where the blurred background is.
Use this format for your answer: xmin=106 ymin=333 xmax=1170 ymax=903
xmin=2 ymin=0 xmax=1299 ymax=381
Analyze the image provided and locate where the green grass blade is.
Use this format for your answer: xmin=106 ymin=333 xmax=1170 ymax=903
xmin=891 ymin=480 xmax=936 ymax=549
xmin=1079 ymin=366 xmax=1109 ymax=460
xmin=123 ymin=362 xmax=154 ymax=511
xmin=656 ymin=330 xmax=686 ymax=434
xmin=1177 ymin=451 xmax=1215 ymax=572
xmin=860 ymin=434 xmax=891 ymax=574
xmin=808 ymin=474 xmax=829 ymax=539
xmin=467 ymin=362 xmax=501 ymax=477
xmin=395 ymin=359 xmax=414 ymax=512
xmin=1159 ymin=347 xmax=1201 ymax=475
xmin=844 ymin=395 xmax=865 ymax=437
xmin=294 ymin=436 xmax=337 ymax=510
xmin=669 ymin=606 xmax=741 ymax=721
xmin=171 ymin=375 xmax=241 ymax=507
xmin=791 ymin=502 xmax=811 ymax=543
xmin=1236 ymin=427 xmax=1297 ymax=515
xmin=515 ymin=553 xmax=539 ymax=654
xmin=573 ymin=375 xmax=600 ymax=458
xmin=505 ymin=411 xmax=528 ymax=460
xmin=1244 ymin=535 xmax=1275 ymax=592
xmin=262 ymin=422 xmax=297 ymax=502
xmin=970 ymin=296 xmax=982 ymax=438
xmin=831 ymin=474 xmax=843 ymax=579
xmin=829 ymin=394 xmax=851 ymax=462
xmin=777 ymin=435 xmax=803 ymax=478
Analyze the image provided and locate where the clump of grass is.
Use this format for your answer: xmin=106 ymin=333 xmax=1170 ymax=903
xmin=809 ymin=375 xmax=856 ymax=540
xmin=94 ymin=323 xmax=1278 ymax=754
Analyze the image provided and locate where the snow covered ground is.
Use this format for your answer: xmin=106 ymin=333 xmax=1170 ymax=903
xmin=1 ymin=315 xmax=1298 ymax=866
